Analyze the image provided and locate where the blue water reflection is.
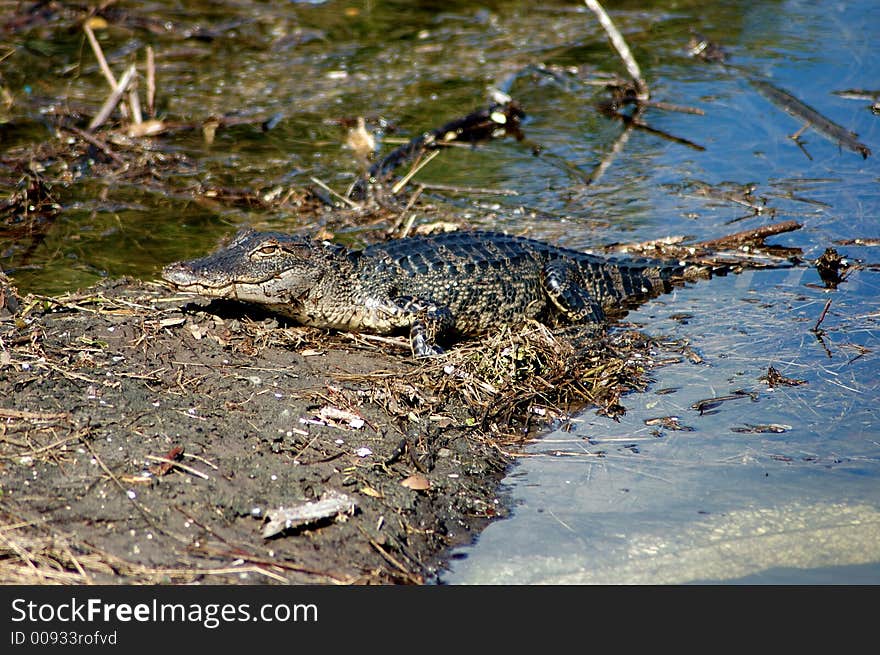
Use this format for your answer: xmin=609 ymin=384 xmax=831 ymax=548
xmin=444 ymin=0 xmax=880 ymax=584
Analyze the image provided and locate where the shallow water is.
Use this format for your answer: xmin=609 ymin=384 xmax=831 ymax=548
xmin=445 ymin=270 xmax=880 ymax=583
xmin=2 ymin=1 xmax=878 ymax=583
xmin=443 ymin=0 xmax=880 ymax=584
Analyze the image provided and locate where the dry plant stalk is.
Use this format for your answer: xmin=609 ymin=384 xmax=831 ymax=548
xmin=145 ymin=46 xmax=156 ymax=118
xmin=83 ymin=19 xmax=153 ymax=132
xmin=584 ymin=0 xmax=648 ymax=99
xmin=87 ymin=64 xmax=136 ymax=131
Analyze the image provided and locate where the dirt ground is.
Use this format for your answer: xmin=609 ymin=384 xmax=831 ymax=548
xmin=0 ymin=270 xmax=660 ymax=584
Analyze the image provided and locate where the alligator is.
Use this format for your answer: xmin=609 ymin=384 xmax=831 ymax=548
xmin=162 ymin=229 xmax=692 ymax=357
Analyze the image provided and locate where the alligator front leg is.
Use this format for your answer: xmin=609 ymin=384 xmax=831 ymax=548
xmin=393 ymin=296 xmax=455 ymax=357
xmin=542 ymin=259 xmax=605 ymax=324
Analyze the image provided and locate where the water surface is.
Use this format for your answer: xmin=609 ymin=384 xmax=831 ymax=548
xmin=443 ymin=0 xmax=880 ymax=584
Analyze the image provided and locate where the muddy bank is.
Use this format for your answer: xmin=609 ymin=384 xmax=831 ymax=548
xmin=0 ymin=272 xmax=657 ymax=584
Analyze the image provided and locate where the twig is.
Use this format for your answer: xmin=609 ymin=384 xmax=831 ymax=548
xmin=589 ymin=121 xmax=634 ymax=184
xmin=187 ymin=542 xmax=345 ymax=583
xmin=79 ymin=434 xmax=158 ymax=531
xmin=751 ymin=78 xmax=871 ymax=159
xmin=629 ymin=116 xmax=705 ymax=150
xmin=88 ymin=64 xmax=137 ymax=131
xmin=145 ymin=46 xmax=156 ymax=118
xmin=366 ymin=535 xmax=414 ymax=577
xmin=688 ymin=219 xmax=802 ymax=250
xmin=606 ymin=112 xmax=704 ymax=150
xmin=0 ymin=408 xmax=69 ymax=421
xmin=584 ymin=0 xmax=648 ymax=99
xmin=416 ymin=182 xmax=518 ymax=196
xmin=127 ymin=75 xmax=143 ymax=125
xmin=83 ymin=21 xmax=130 ymax=123
xmin=391 ymin=149 xmax=440 ymax=194
xmin=309 ymin=177 xmax=359 ymax=208
xmin=0 ymin=531 xmax=41 ymax=577
xmin=144 ymin=454 xmax=209 ymax=480
xmin=183 ymin=452 xmax=220 ymax=470
xmin=399 ymin=212 xmax=417 ymax=239
xmin=812 ymin=299 xmax=832 ymax=333
xmin=0 ymin=433 xmax=82 ymax=461
xmin=83 ymin=22 xmax=118 ymax=89
xmin=54 ymin=124 xmax=125 ymax=161
xmin=645 ymin=100 xmax=704 ymax=115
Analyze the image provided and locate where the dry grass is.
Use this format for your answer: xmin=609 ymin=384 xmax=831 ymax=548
xmin=0 ymin=511 xmax=296 ymax=584
xmin=336 ymin=321 xmax=661 ymax=443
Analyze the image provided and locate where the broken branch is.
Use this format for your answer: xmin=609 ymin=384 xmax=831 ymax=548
xmin=584 ymin=0 xmax=648 ymax=100
xmin=88 ymin=64 xmax=137 ymax=131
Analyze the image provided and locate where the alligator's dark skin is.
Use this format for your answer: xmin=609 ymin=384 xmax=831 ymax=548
xmin=162 ymin=229 xmax=686 ymax=357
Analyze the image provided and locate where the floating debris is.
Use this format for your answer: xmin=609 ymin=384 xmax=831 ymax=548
xmin=686 ymin=180 xmax=770 ymax=215
xmin=687 ymin=32 xmax=728 ymax=63
xmin=731 ymin=423 xmax=791 ymax=434
xmin=760 ymin=366 xmax=807 ymax=388
xmin=691 ymin=390 xmax=757 ymax=415
xmin=349 ymin=98 xmax=525 ymax=199
xmin=833 ymin=88 xmax=880 ymax=101
xmin=644 ymin=415 xmax=695 ymax=431
xmin=832 ymin=88 xmax=880 ymax=114
xmin=833 ymin=238 xmax=880 ymax=247
xmin=262 ymin=490 xmax=356 ymax=538
xmin=603 ymin=218 xmax=803 ymax=269
xmin=750 ymin=78 xmax=872 ymax=159
xmin=814 ymin=247 xmax=849 ymax=289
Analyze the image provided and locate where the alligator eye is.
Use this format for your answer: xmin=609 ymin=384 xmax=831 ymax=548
xmin=252 ymin=244 xmax=280 ymax=258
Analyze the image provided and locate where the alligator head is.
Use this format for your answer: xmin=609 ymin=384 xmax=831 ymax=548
xmin=162 ymin=229 xmax=338 ymax=307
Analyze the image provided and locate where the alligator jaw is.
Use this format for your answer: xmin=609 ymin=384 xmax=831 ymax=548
xmin=162 ymin=262 xmax=236 ymax=298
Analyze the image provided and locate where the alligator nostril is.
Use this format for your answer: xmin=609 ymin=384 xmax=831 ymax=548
xmin=162 ymin=262 xmax=198 ymax=286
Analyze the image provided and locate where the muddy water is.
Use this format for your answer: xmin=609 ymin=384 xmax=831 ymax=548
xmin=3 ymin=0 xmax=773 ymax=293
xmin=3 ymin=0 xmax=879 ymax=583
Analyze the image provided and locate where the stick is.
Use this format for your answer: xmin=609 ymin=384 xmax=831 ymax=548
xmin=751 ymin=78 xmax=871 ymax=158
xmin=812 ymin=299 xmax=832 ymax=332
xmin=0 ymin=408 xmax=69 ymax=421
xmin=127 ymin=76 xmax=143 ymax=125
xmin=416 ymin=182 xmax=519 ymax=196
xmin=618 ymin=114 xmax=705 ymax=150
xmin=689 ymin=219 xmax=802 ymax=250
xmin=62 ymin=124 xmax=126 ymax=163
xmin=88 ymin=63 xmax=136 ymax=131
xmin=144 ymin=454 xmax=209 ymax=480
xmin=145 ymin=46 xmax=156 ymax=118
xmin=309 ymin=176 xmax=359 ymax=208
xmin=83 ymin=22 xmax=117 ymax=88
xmin=645 ymin=100 xmax=704 ymax=115
xmin=83 ymin=21 xmax=130 ymax=123
xmin=584 ymin=0 xmax=648 ymax=99
xmin=391 ymin=149 xmax=439 ymax=194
